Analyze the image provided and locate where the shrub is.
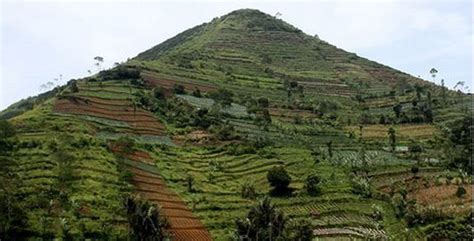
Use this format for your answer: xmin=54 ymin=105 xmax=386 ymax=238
xmin=98 ymin=65 xmax=140 ymax=81
xmin=304 ymin=173 xmax=321 ymax=196
xmin=186 ymin=175 xmax=195 ymax=192
xmin=68 ymin=79 xmax=79 ymax=93
xmin=172 ymin=84 xmax=186 ymax=94
xmin=209 ymin=123 xmax=236 ymax=141
xmin=267 ymin=166 xmax=291 ymax=193
xmin=241 ymin=182 xmax=257 ymax=199
xmin=284 ymin=218 xmax=313 ymax=241
xmin=209 ymin=88 xmax=234 ymax=106
xmin=351 ymin=176 xmax=372 ymax=198
xmin=192 ymin=88 xmax=202 ymax=97
xmin=152 ymin=87 xmax=166 ymax=100
xmin=0 ymin=120 xmax=15 ymax=139
xmin=257 ymin=97 xmax=269 ymax=108
xmin=235 ymin=197 xmax=286 ymax=240
xmin=115 ymin=136 xmax=135 ymax=154
xmin=456 ymin=186 xmax=467 ymax=198
xmin=411 ymin=165 xmax=419 ymax=178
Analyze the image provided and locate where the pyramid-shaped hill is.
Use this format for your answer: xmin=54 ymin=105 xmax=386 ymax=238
xmin=0 ymin=8 xmax=472 ymax=241
xmin=135 ymin=9 xmax=424 ymax=93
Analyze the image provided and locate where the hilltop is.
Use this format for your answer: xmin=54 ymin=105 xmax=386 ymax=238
xmin=0 ymin=9 xmax=472 ymax=241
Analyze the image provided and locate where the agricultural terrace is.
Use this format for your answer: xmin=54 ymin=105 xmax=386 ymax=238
xmin=3 ymin=100 xmax=130 ymax=238
xmin=142 ymin=145 xmax=417 ymax=240
xmin=345 ymin=124 xmax=441 ymax=143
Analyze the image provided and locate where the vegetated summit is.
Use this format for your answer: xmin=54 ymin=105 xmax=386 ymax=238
xmin=1 ymin=8 xmax=472 ymax=241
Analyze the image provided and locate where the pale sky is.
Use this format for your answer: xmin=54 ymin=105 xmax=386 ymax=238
xmin=1 ymin=0 xmax=472 ymax=110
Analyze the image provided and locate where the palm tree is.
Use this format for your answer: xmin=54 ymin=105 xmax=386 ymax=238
xmin=236 ymin=197 xmax=286 ymax=240
xmin=125 ymin=195 xmax=169 ymax=241
xmin=94 ymin=56 xmax=104 ymax=72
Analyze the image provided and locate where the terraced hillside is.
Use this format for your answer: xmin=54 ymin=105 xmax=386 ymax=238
xmin=1 ymin=8 xmax=472 ymax=241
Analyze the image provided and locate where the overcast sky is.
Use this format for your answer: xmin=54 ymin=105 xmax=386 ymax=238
xmin=1 ymin=0 xmax=472 ymax=110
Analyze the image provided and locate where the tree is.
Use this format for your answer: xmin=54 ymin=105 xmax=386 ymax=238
xmin=393 ymin=103 xmax=403 ymax=119
xmin=456 ymin=186 xmax=467 ymax=198
xmin=172 ymin=84 xmax=185 ymax=94
xmin=304 ymin=173 xmax=321 ymax=196
xmin=257 ymin=97 xmax=269 ymax=108
xmin=209 ymin=88 xmax=234 ymax=107
xmin=441 ymin=79 xmax=447 ymax=106
xmin=409 ymin=142 xmax=423 ymax=162
xmin=411 ymin=165 xmax=419 ymax=179
xmin=69 ymin=79 xmax=79 ymax=93
xmin=186 ymin=175 xmax=194 ymax=192
xmin=284 ymin=218 xmax=313 ymax=241
xmin=351 ymin=176 xmax=372 ymax=198
xmin=94 ymin=56 xmax=104 ymax=72
xmin=192 ymin=88 xmax=202 ymax=97
xmin=388 ymin=127 xmax=396 ymax=152
xmin=0 ymin=120 xmax=15 ymax=139
xmin=429 ymin=68 xmax=438 ymax=82
xmin=235 ymin=197 xmax=287 ymax=240
xmin=326 ymin=141 xmax=333 ymax=160
xmin=125 ymin=195 xmax=169 ymax=241
xmin=267 ymin=166 xmax=291 ymax=194
xmin=310 ymin=147 xmax=325 ymax=164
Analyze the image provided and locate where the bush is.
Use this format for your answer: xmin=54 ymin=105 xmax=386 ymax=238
xmin=411 ymin=165 xmax=419 ymax=178
xmin=304 ymin=173 xmax=321 ymax=196
xmin=209 ymin=88 xmax=234 ymax=106
xmin=267 ymin=166 xmax=291 ymax=194
xmin=241 ymin=182 xmax=257 ymax=199
xmin=114 ymin=136 xmax=135 ymax=154
xmin=152 ymin=87 xmax=166 ymax=100
xmin=456 ymin=186 xmax=467 ymax=198
xmin=98 ymin=65 xmax=140 ymax=81
xmin=186 ymin=175 xmax=195 ymax=192
xmin=284 ymin=218 xmax=313 ymax=241
xmin=172 ymin=84 xmax=186 ymax=94
xmin=351 ymin=176 xmax=372 ymax=198
xmin=209 ymin=123 xmax=236 ymax=141
xmin=0 ymin=120 xmax=15 ymax=139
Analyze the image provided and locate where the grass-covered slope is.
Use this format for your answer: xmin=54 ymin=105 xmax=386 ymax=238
xmin=1 ymin=8 xmax=472 ymax=241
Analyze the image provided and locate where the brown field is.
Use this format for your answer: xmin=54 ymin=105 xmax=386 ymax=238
xmin=141 ymin=71 xmax=217 ymax=93
xmin=110 ymin=145 xmax=212 ymax=241
xmin=407 ymin=184 xmax=473 ymax=214
xmin=53 ymin=96 xmax=165 ymax=136
xmin=345 ymin=124 xmax=440 ymax=141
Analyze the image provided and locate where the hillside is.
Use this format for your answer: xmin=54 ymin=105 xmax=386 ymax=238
xmin=1 ymin=9 xmax=472 ymax=241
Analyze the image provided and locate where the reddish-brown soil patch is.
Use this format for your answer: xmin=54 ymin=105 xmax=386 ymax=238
xmin=109 ymin=147 xmax=212 ymax=241
xmin=141 ymin=71 xmax=217 ymax=93
xmin=407 ymin=184 xmax=472 ymax=214
xmin=54 ymin=96 xmax=165 ymax=136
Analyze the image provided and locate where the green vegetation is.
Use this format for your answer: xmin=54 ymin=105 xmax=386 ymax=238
xmin=125 ymin=195 xmax=169 ymax=241
xmin=1 ymin=8 xmax=471 ymax=241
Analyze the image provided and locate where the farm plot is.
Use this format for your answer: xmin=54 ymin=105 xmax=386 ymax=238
xmin=141 ymin=70 xmax=217 ymax=92
xmin=148 ymin=146 xmax=398 ymax=240
xmin=176 ymin=94 xmax=251 ymax=118
xmin=267 ymin=107 xmax=318 ymax=121
xmin=115 ymin=150 xmax=212 ymax=241
xmin=299 ymin=81 xmax=356 ymax=98
xmin=3 ymin=117 xmax=130 ymax=238
xmin=53 ymin=93 xmax=166 ymax=136
xmin=345 ymin=124 xmax=440 ymax=142
xmin=407 ymin=184 xmax=473 ymax=214
xmin=332 ymin=150 xmax=411 ymax=167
